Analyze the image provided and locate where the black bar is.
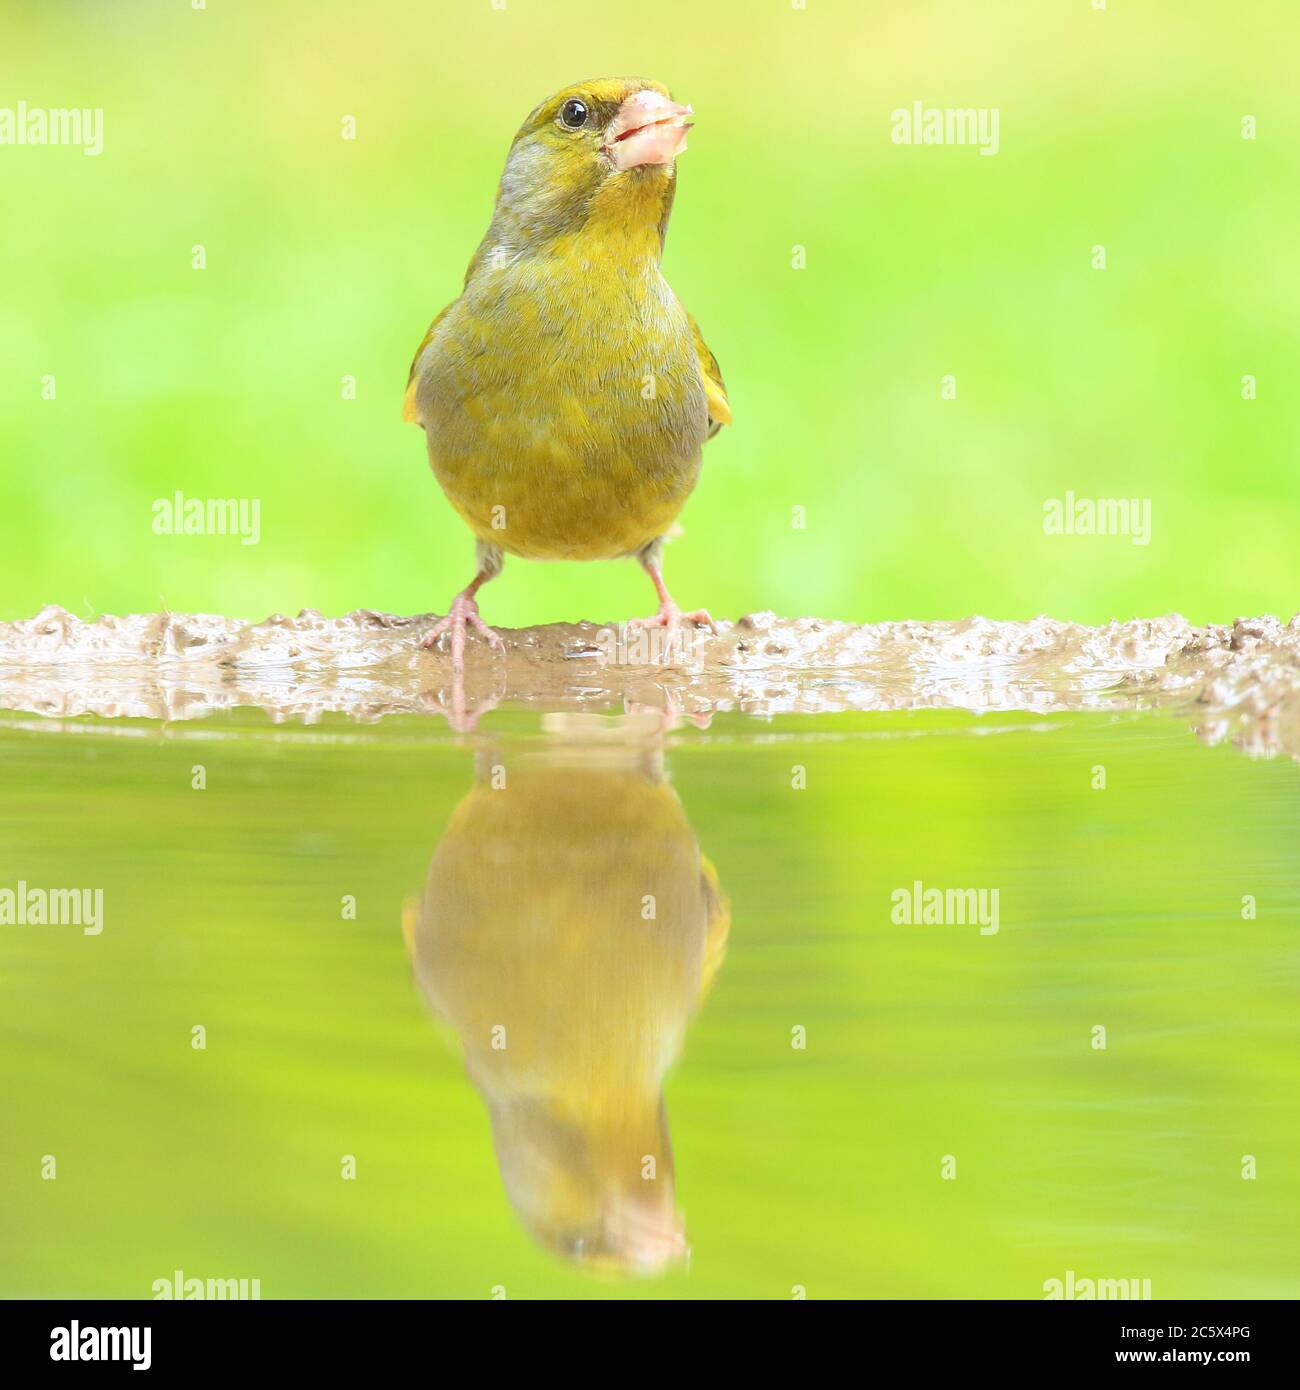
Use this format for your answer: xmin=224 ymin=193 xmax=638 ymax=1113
xmin=1 ymin=1299 xmax=1286 ymax=1373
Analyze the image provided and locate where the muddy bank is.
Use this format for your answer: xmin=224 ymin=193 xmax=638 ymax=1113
xmin=0 ymin=604 xmax=1298 ymax=757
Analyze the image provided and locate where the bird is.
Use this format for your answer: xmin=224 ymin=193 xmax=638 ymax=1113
xmin=403 ymin=77 xmax=731 ymax=670
xmin=403 ymin=732 xmax=730 ymax=1274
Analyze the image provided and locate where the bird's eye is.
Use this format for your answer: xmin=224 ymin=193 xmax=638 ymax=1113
xmin=558 ymin=99 xmax=589 ymax=130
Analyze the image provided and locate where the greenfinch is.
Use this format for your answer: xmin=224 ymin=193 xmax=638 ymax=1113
xmin=403 ymin=738 xmax=730 ymax=1274
xmin=404 ymin=77 xmax=731 ymax=668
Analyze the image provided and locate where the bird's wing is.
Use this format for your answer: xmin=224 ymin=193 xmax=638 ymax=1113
xmin=697 ymin=856 xmax=731 ymax=1002
xmin=689 ymin=312 xmax=731 ymax=439
xmin=401 ymin=302 xmax=453 ymax=425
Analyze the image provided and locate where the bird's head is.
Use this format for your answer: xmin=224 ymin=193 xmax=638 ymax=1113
xmin=485 ymin=78 xmax=692 ymax=256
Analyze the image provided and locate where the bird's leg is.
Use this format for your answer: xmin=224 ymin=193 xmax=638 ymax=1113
xmin=421 ymin=680 xmax=502 ymax=734
xmin=421 ymin=543 xmax=505 ymax=672
xmin=629 ymin=542 xmax=716 ymax=634
xmin=421 ymin=571 xmax=504 ymax=670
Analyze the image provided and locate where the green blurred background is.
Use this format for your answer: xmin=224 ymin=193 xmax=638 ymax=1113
xmin=2 ymin=0 xmax=1297 ymax=627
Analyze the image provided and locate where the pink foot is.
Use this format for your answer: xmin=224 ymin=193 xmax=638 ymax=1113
xmin=422 ymin=685 xmax=501 ymax=734
xmin=624 ymin=691 xmax=714 ymax=732
xmin=628 ymin=602 xmax=717 ymax=635
xmin=421 ymin=590 xmax=504 ymax=671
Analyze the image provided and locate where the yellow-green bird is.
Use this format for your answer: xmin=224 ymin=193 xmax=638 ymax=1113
xmin=404 ymin=738 xmax=730 ymax=1273
xmin=403 ymin=77 xmax=731 ymax=668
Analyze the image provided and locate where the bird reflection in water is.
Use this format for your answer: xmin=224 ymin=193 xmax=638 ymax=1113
xmin=403 ymin=716 xmax=729 ymax=1276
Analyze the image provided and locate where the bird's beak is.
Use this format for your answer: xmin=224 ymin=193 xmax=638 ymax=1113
xmin=603 ymin=90 xmax=693 ymax=171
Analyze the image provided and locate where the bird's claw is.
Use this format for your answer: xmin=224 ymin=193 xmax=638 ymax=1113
xmin=421 ymin=591 xmax=505 ymax=672
xmin=627 ymin=604 xmax=717 ymax=636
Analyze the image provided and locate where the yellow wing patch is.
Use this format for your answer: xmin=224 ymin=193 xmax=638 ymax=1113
xmin=697 ymin=855 xmax=731 ymax=1002
xmin=689 ymin=312 xmax=731 ymax=438
xmin=402 ymin=303 xmax=452 ymax=425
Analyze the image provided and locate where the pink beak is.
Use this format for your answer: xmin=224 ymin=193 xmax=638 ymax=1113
xmin=603 ymin=89 xmax=693 ymax=171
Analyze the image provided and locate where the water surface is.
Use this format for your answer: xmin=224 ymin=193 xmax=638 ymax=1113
xmin=1 ymin=704 xmax=1297 ymax=1298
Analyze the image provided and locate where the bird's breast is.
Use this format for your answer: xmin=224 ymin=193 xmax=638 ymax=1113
xmin=416 ymin=255 xmax=709 ymax=559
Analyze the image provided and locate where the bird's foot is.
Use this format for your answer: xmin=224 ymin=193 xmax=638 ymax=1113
xmin=624 ymin=690 xmax=714 ymax=732
xmin=627 ymin=602 xmax=717 ymax=636
xmin=420 ymin=590 xmax=505 ymax=672
xmin=422 ymin=684 xmax=502 ymax=735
